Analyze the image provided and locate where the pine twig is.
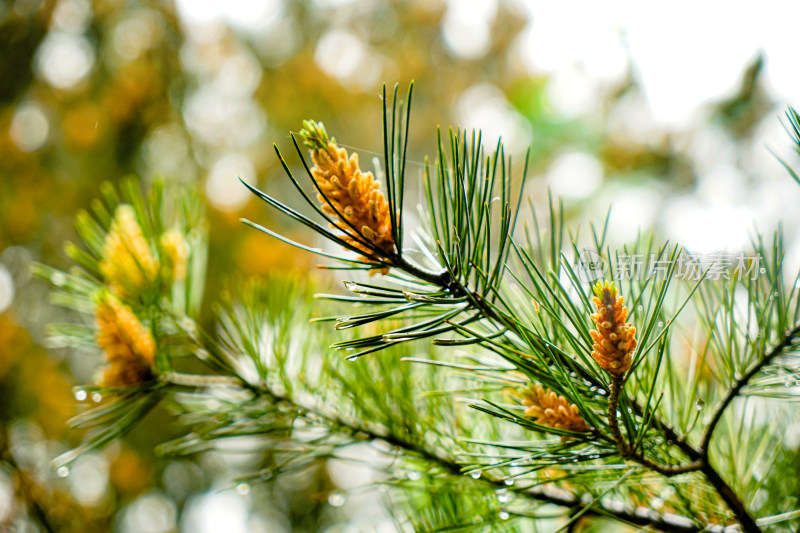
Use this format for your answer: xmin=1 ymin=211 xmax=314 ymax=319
xmin=165 ymin=371 xmax=704 ymax=533
xmin=389 ymin=263 xmax=761 ymax=531
xmin=162 ymin=371 xmax=243 ymax=388
xmin=606 ymin=375 xmax=702 ymax=477
xmin=699 ymin=323 xmax=800 ymax=455
xmin=686 ymin=324 xmax=800 ymax=533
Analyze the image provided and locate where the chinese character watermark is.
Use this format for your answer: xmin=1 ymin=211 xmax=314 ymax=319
xmin=574 ymin=250 xmax=762 ymax=282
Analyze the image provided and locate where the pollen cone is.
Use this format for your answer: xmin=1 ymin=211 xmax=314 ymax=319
xmin=100 ymin=205 xmax=159 ymax=298
xmin=521 ymin=384 xmax=589 ymax=433
xmin=300 ymin=120 xmax=394 ymax=273
xmin=95 ymin=294 xmax=156 ymax=387
xmin=590 ymin=281 xmax=636 ymax=375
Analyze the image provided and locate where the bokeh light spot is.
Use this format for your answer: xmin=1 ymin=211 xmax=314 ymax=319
xmin=441 ymin=0 xmax=496 ymax=60
xmin=456 ymin=84 xmax=531 ymax=154
xmin=546 ymin=152 xmax=603 ymax=201
xmin=51 ymin=0 xmax=93 ymax=34
xmin=314 ymin=30 xmax=381 ymax=90
xmin=182 ymin=490 xmax=249 ymax=533
xmin=0 ymin=266 xmax=15 ymax=313
xmin=35 ymin=32 xmax=95 ymax=90
xmin=0 ymin=469 xmax=13 ymax=523
xmin=67 ymin=453 xmax=109 ymax=506
xmin=175 ymin=0 xmax=283 ymax=31
xmin=205 ymin=154 xmax=255 ymax=211
xmin=121 ymin=491 xmax=177 ymax=533
xmin=9 ymin=103 xmax=49 ymax=152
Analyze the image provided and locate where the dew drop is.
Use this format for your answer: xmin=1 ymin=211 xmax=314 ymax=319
xmin=504 ymin=478 xmax=514 ymax=486
xmin=74 ymin=389 xmax=87 ymax=401
xmin=56 ymin=465 xmax=70 ymax=478
xmin=784 ymin=380 xmax=793 ymax=387
xmin=657 ymin=321 xmax=664 ymax=327
xmin=91 ymin=392 xmax=103 ymax=403
xmin=328 ymin=492 xmax=346 ymax=507
xmin=759 ymin=267 xmax=766 ymax=274
xmin=470 ymin=471 xmax=481 ymax=479
xmin=637 ymin=305 xmax=643 ymax=312
xmin=695 ymin=398 xmax=705 ymax=411
xmin=499 ymin=511 xmax=510 ymax=520
xmin=496 ymin=489 xmax=509 ymax=503
xmin=236 ymin=482 xmax=250 ymax=495
xmin=408 ymin=471 xmax=422 ymax=481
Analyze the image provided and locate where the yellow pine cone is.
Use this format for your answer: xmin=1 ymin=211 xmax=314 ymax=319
xmin=100 ymin=205 xmax=159 ymax=298
xmin=521 ymin=384 xmax=589 ymax=433
xmin=95 ymin=294 xmax=156 ymax=387
xmin=160 ymin=228 xmax=189 ymax=282
xmin=590 ymin=281 xmax=636 ymax=375
xmin=301 ymin=121 xmax=395 ymax=272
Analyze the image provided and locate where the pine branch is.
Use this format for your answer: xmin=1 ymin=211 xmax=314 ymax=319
xmin=165 ymin=371 xmax=704 ymax=533
xmin=469 ymin=282 xmax=761 ymax=532
xmin=391 ymin=251 xmax=761 ymax=530
xmin=700 ymin=322 xmax=800 ymax=455
xmin=607 ymin=375 xmax=702 ymax=476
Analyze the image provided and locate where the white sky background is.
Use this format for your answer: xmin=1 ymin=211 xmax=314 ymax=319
xmin=517 ymin=0 xmax=800 ymax=123
xmin=511 ymin=0 xmax=800 ymax=266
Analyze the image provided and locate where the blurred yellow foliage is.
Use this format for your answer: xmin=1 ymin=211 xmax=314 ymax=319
xmin=235 ymin=230 xmax=312 ymax=276
xmin=63 ymin=103 xmax=104 ymax=148
xmin=95 ymin=294 xmax=156 ymax=387
xmin=160 ymin=228 xmax=189 ymax=282
xmin=110 ymin=447 xmax=153 ymax=496
xmin=100 ymin=205 xmax=159 ymax=299
xmin=0 ymin=314 xmax=28 ymax=380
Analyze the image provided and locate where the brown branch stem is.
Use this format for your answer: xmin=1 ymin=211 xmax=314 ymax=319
xmin=699 ymin=323 xmax=800 ymax=456
xmin=168 ymin=371 xmax=704 ymax=533
xmin=607 ymin=375 xmax=703 ymax=477
xmin=388 ymin=262 xmax=761 ymax=532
